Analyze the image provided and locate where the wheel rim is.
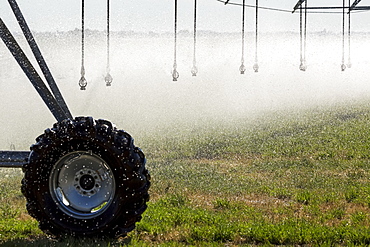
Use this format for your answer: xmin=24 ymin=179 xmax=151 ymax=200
xmin=49 ymin=151 xmax=116 ymax=219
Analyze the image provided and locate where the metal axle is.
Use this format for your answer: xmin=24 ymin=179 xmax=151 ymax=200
xmin=0 ymin=151 xmax=30 ymax=168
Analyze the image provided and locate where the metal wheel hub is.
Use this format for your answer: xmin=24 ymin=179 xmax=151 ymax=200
xmin=49 ymin=151 xmax=115 ymax=219
xmin=74 ymin=168 xmax=101 ymax=196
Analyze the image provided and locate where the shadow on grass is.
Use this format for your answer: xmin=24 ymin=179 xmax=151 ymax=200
xmin=0 ymin=236 xmax=132 ymax=247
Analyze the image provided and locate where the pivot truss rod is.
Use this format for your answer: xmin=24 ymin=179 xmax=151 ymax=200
xmin=7 ymin=0 xmax=72 ymax=120
xmin=0 ymin=19 xmax=69 ymax=123
xmin=0 ymin=1 xmax=72 ymax=123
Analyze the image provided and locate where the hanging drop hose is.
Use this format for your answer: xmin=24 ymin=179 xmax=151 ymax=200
xmin=299 ymin=1 xmax=307 ymax=71
xmin=347 ymin=0 xmax=352 ymax=68
xmin=191 ymin=0 xmax=198 ymax=76
xmin=172 ymin=0 xmax=179 ymax=81
xmin=303 ymin=0 xmax=307 ymax=69
xmin=79 ymin=0 xmax=87 ymax=90
xmin=105 ymin=0 xmax=113 ymax=86
xmin=299 ymin=5 xmax=303 ymax=70
xmin=299 ymin=3 xmax=303 ymax=69
xmin=253 ymin=0 xmax=259 ymax=72
xmin=341 ymin=0 xmax=346 ymax=71
xmin=239 ymin=0 xmax=246 ymax=74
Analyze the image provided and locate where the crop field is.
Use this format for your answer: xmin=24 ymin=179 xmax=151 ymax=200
xmin=2 ymin=100 xmax=370 ymax=246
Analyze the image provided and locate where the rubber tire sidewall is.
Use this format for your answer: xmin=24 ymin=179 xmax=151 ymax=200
xmin=23 ymin=118 xmax=149 ymax=237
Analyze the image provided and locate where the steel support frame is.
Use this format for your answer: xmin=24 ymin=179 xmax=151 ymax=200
xmin=293 ymin=0 xmax=368 ymax=13
xmin=8 ymin=0 xmax=72 ymax=119
xmin=0 ymin=151 xmax=30 ymax=168
xmin=303 ymin=6 xmax=370 ymax=10
xmin=293 ymin=0 xmax=306 ymax=13
xmin=0 ymin=0 xmax=72 ymax=168
xmin=350 ymin=0 xmax=362 ymax=11
xmin=0 ymin=19 xmax=69 ymax=122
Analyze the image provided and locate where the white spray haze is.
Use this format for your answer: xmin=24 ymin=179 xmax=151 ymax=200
xmin=1 ymin=31 xmax=370 ymax=150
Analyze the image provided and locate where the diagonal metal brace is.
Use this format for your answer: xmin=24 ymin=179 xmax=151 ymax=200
xmin=350 ymin=0 xmax=362 ymax=11
xmin=0 ymin=18 xmax=69 ymax=123
xmin=292 ymin=0 xmax=306 ymax=13
xmin=8 ymin=0 xmax=72 ymax=119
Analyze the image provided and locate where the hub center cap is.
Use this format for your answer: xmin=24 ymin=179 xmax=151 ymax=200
xmin=74 ymin=168 xmax=102 ymax=197
xmin=80 ymin=175 xmax=95 ymax=190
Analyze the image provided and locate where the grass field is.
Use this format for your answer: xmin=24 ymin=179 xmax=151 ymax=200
xmin=2 ymin=100 xmax=370 ymax=246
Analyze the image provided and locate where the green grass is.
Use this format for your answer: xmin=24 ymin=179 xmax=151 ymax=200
xmin=4 ymin=101 xmax=370 ymax=245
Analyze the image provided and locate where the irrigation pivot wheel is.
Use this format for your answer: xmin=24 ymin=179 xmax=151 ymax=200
xmin=21 ymin=117 xmax=150 ymax=238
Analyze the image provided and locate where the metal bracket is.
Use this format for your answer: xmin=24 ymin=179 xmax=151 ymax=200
xmin=0 ymin=151 xmax=29 ymax=168
xmin=350 ymin=0 xmax=362 ymax=11
xmin=293 ymin=0 xmax=369 ymax=13
xmin=292 ymin=0 xmax=306 ymax=13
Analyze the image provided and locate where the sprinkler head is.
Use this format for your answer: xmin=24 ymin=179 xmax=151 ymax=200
xmin=105 ymin=73 xmax=113 ymax=86
xmin=239 ymin=64 xmax=246 ymax=74
xmin=79 ymin=76 xmax=87 ymax=90
xmin=172 ymin=69 xmax=179 ymax=81
xmin=341 ymin=63 xmax=346 ymax=71
xmin=253 ymin=63 xmax=259 ymax=73
xmin=191 ymin=66 xmax=198 ymax=76
xmin=299 ymin=63 xmax=306 ymax=71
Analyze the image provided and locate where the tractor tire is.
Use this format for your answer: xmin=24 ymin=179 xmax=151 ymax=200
xmin=21 ymin=117 xmax=150 ymax=238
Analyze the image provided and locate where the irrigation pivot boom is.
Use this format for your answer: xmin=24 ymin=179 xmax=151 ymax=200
xmin=0 ymin=0 xmax=150 ymax=238
xmin=2 ymin=0 xmax=370 ymax=239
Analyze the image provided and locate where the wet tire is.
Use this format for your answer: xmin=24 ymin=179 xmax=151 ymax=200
xmin=21 ymin=117 xmax=150 ymax=238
